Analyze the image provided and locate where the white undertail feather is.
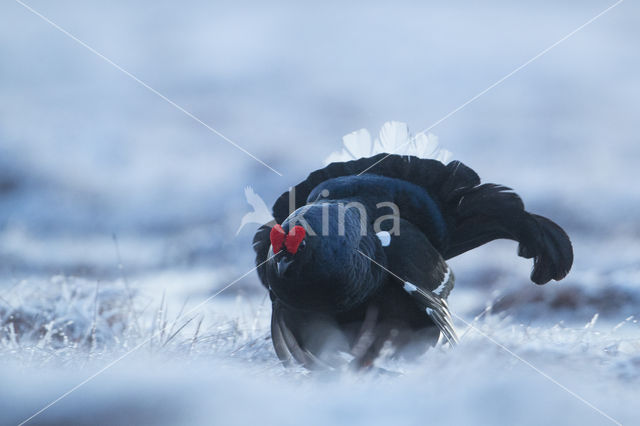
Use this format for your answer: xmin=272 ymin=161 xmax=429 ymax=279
xmin=324 ymin=121 xmax=452 ymax=165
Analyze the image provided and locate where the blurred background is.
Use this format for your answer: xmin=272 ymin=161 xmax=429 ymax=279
xmin=1 ymin=1 xmax=639 ymax=425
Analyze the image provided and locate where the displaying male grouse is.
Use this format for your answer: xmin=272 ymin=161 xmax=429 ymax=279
xmin=253 ymin=124 xmax=573 ymax=369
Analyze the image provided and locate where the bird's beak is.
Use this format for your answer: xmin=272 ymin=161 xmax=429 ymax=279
xmin=276 ymin=257 xmax=294 ymax=278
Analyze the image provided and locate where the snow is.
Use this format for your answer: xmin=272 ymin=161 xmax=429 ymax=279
xmin=1 ymin=282 xmax=638 ymax=425
xmin=1 ymin=0 xmax=639 ymax=425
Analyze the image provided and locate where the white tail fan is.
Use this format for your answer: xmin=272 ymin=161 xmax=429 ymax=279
xmin=324 ymin=121 xmax=452 ymax=165
xmin=239 ymin=122 xmax=452 ymax=233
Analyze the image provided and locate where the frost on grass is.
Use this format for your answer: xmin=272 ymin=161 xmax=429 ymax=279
xmin=1 ymin=245 xmax=639 ymax=425
xmin=2 ymin=274 xmax=639 ymax=376
xmin=1 ymin=276 xmax=131 ymax=363
xmin=1 ymin=275 xmax=639 ymax=426
xmin=0 ymin=275 xmax=279 ymax=369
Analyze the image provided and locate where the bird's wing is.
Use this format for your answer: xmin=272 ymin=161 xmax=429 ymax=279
xmin=403 ymin=283 xmax=458 ymax=346
xmin=377 ymin=219 xmax=458 ymax=345
xmin=269 ymin=154 xmax=572 ymax=284
xmin=271 ymin=299 xmax=351 ymax=369
xmin=271 ymin=300 xmax=323 ymax=368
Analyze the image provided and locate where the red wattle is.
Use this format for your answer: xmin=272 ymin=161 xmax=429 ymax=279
xmin=270 ymin=224 xmax=286 ymax=253
xmin=285 ymin=226 xmax=306 ymax=254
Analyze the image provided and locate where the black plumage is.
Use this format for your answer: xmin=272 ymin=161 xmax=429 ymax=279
xmin=253 ymin=154 xmax=573 ymax=369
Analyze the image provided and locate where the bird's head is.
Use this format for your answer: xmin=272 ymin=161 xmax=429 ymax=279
xmin=265 ymin=204 xmax=386 ymax=312
xmin=269 ymin=223 xmax=308 ymax=278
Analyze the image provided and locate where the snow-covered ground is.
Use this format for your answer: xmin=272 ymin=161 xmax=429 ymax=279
xmin=1 ymin=0 xmax=639 ymax=425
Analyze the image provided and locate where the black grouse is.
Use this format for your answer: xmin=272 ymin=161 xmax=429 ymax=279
xmin=253 ymin=153 xmax=573 ymax=369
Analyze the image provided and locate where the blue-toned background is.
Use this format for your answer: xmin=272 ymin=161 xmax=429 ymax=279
xmin=1 ymin=1 xmax=638 ymax=425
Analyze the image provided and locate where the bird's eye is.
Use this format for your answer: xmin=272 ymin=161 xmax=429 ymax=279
xmin=298 ymin=240 xmax=306 ymax=251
